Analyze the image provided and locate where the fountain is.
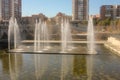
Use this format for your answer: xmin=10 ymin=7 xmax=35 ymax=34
xmin=8 ymin=17 xmax=21 ymax=50
xmin=8 ymin=15 xmax=97 ymax=54
xmin=61 ymin=18 xmax=74 ymax=53
xmin=87 ymin=16 xmax=96 ymax=54
xmin=34 ymin=19 xmax=50 ymax=52
xmin=8 ymin=0 xmax=21 ymax=51
xmin=8 ymin=16 xmax=97 ymax=54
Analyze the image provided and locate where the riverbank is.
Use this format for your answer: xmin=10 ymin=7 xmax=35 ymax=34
xmin=104 ymin=35 xmax=120 ymax=56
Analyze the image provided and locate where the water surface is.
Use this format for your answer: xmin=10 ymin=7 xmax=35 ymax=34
xmin=0 ymin=45 xmax=120 ymax=80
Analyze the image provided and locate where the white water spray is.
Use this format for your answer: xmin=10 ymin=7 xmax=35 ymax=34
xmin=34 ymin=19 xmax=50 ymax=52
xmin=87 ymin=16 xmax=96 ymax=54
xmin=8 ymin=17 xmax=21 ymax=50
xmin=61 ymin=18 xmax=73 ymax=53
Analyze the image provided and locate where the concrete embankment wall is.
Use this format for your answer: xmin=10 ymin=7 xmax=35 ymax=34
xmin=0 ymin=39 xmax=8 ymax=49
xmin=104 ymin=36 xmax=120 ymax=56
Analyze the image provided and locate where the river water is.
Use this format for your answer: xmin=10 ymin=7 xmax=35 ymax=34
xmin=0 ymin=45 xmax=120 ymax=80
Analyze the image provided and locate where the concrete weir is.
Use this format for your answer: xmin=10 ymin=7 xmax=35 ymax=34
xmin=104 ymin=36 xmax=120 ymax=56
xmin=22 ymin=40 xmax=106 ymax=44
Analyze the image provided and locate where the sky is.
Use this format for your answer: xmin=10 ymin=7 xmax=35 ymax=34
xmin=22 ymin=0 xmax=120 ymax=17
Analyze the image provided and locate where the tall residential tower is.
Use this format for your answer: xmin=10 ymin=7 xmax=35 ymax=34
xmin=0 ymin=0 xmax=21 ymax=21
xmin=72 ymin=0 xmax=89 ymax=21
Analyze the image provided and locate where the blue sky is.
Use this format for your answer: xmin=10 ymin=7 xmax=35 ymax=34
xmin=22 ymin=0 xmax=120 ymax=17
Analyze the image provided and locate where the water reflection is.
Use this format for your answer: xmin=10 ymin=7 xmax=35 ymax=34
xmin=9 ymin=54 xmax=23 ymax=80
xmin=73 ymin=56 xmax=87 ymax=79
xmin=0 ymin=45 xmax=120 ymax=80
xmin=87 ymin=56 xmax=94 ymax=80
xmin=0 ymin=54 xmax=95 ymax=80
xmin=34 ymin=54 xmax=49 ymax=80
xmin=0 ymin=54 xmax=9 ymax=74
xmin=61 ymin=55 xmax=73 ymax=80
xmin=61 ymin=55 xmax=94 ymax=80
